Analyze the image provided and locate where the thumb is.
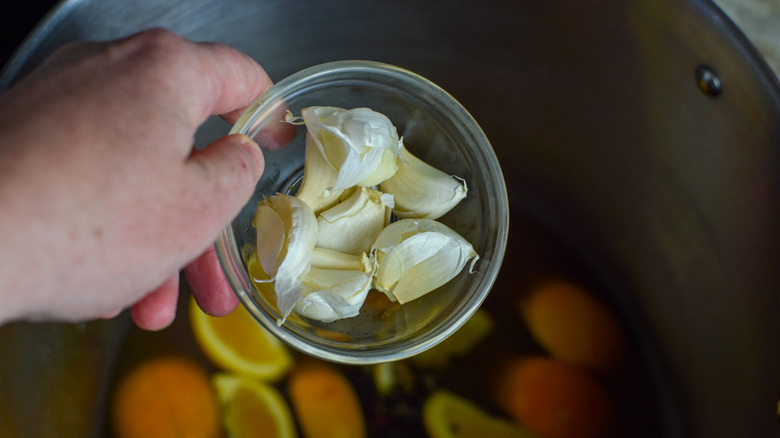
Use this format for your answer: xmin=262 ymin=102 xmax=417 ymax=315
xmin=184 ymin=133 xmax=264 ymax=233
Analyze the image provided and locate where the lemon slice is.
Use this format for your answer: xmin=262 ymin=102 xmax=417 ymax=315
xmin=189 ymin=298 xmax=293 ymax=381
xmin=423 ymin=390 xmax=541 ymax=438
xmin=411 ymin=309 xmax=493 ymax=369
xmin=212 ymin=373 xmax=296 ymax=438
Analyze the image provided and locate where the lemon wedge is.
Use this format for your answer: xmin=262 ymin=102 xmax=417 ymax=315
xmin=212 ymin=373 xmax=296 ymax=438
xmin=371 ymin=360 xmax=415 ymax=396
xmin=411 ymin=309 xmax=493 ymax=369
xmin=189 ymin=298 xmax=292 ymax=381
xmin=423 ymin=390 xmax=541 ymax=438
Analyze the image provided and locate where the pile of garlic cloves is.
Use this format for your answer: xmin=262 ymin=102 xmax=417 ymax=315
xmin=252 ymin=106 xmax=478 ymax=324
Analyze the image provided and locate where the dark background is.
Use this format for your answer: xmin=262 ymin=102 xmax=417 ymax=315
xmin=1 ymin=0 xmax=61 ymax=77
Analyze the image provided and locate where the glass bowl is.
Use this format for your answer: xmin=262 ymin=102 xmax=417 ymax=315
xmin=217 ymin=60 xmax=508 ymax=364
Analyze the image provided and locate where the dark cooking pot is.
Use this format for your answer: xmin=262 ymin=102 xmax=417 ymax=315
xmin=1 ymin=0 xmax=779 ymax=437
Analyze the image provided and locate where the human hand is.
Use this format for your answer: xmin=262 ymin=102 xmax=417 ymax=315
xmin=0 ymin=29 xmax=273 ymax=330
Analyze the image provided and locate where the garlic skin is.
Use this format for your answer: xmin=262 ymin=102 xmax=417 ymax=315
xmin=253 ymin=194 xmax=318 ymax=322
xmin=379 ymin=143 xmax=467 ymax=220
xmin=302 ymin=106 xmax=402 ymax=190
xmin=294 ymin=268 xmax=374 ymax=322
xmin=294 ymin=135 xmax=345 ymax=214
xmin=371 ymin=218 xmax=479 ymax=304
xmin=316 ymin=187 xmax=394 ymax=255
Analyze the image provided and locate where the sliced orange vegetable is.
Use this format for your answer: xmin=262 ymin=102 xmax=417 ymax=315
xmin=521 ymin=280 xmax=625 ymax=372
xmin=289 ymin=362 xmax=366 ymax=438
xmin=111 ymin=356 xmax=219 ymax=438
xmin=495 ymin=357 xmax=613 ymax=438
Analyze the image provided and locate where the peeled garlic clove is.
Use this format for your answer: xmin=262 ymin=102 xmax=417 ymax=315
xmin=371 ymin=218 xmax=478 ymax=304
xmin=294 ymin=268 xmax=373 ymax=322
xmin=359 ymin=147 xmax=399 ymax=188
xmin=316 ymin=187 xmax=394 ymax=255
xmin=302 ymin=106 xmax=401 ymax=190
xmin=311 ymin=246 xmax=374 ymax=273
xmin=379 ymin=143 xmax=467 ymax=220
xmin=253 ymin=194 xmax=318 ymax=322
xmin=295 ymin=135 xmax=345 ymax=214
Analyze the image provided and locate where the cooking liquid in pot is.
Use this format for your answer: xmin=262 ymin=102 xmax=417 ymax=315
xmin=106 ymin=208 xmax=666 ymax=437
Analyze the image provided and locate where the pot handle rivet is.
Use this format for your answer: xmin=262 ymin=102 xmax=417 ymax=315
xmin=695 ymin=64 xmax=723 ymax=98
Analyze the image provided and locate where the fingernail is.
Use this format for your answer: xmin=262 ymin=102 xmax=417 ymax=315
xmin=236 ymin=133 xmax=258 ymax=146
xmin=100 ymin=307 xmax=123 ymax=319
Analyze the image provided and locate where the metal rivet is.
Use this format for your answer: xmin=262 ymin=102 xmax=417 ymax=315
xmin=695 ymin=64 xmax=723 ymax=98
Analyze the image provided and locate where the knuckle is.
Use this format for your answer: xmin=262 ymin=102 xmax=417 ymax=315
xmin=130 ymin=28 xmax=185 ymax=51
xmin=121 ymin=28 xmax=193 ymax=71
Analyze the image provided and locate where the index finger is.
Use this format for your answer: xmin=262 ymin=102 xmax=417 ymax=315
xmin=194 ymin=42 xmax=296 ymax=150
xmin=190 ymin=40 xmax=273 ymax=125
